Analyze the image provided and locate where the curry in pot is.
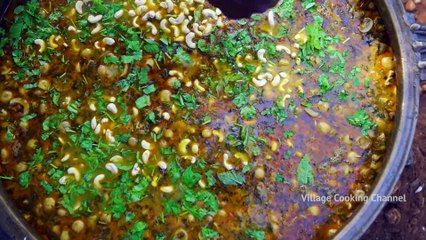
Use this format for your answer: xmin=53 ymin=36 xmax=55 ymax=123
xmin=0 ymin=0 xmax=396 ymax=239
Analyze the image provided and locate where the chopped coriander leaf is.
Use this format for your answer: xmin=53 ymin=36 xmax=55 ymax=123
xmin=182 ymin=166 xmax=202 ymax=188
xmin=242 ymin=163 xmax=252 ymax=173
xmin=219 ymin=29 xmax=252 ymax=58
xmin=318 ymin=74 xmax=333 ymax=94
xmin=338 ymin=89 xmax=348 ymax=101
xmin=348 ymin=66 xmax=361 ymax=87
xmin=21 ymin=113 xmax=37 ymax=122
xmin=276 ymin=0 xmax=294 ymax=19
xmin=284 ymin=150 xmax=292 ymax=160
xmin=302 ymin=0 xmax=317 ymax=10
xmin=301 ymin=101 xmax=313 ymax=108
xmin=205 ymin=170 xmax=216 ymax=188
xmin=275 ymin=26 xmax=288 ymax=38
xmin=67 ymin=101 xmax=80 ymax=117
xmin=346 ymin=110 xmax=376 ymax=136
xmin=40 ymin=180 xmax=55 ymax=194
xmin=201 ymin=227 xmax=220 ymax=239
xmin=104 ymin=55 xmax=119 ymax=64
xmin=246 ymin=229 xmax=265 ymax=240
xmin=201 ymin=116 xmax=212 ymax=125
xmin=197 ymin=39 xmax=209 ymax=53
xmin=23 ymin=82 xmax=38 ymax=89
xmin=300 ymin=15 xmax=340 ymax=61
xmin=232 ymin=92 xmax=249 ymax=108
xmin=275 ymin=174 xmax=284 ymax=183
xmin=143 ymin=84 xmax=156 ymax=94
xmin=126 ymin=221 xmax=147 ymax=240
xmin=155 ymin=234 xmax=166 ymax=240
xmin=0 ymin=176 xmax=14 ymax=180
xmin=296 ymin=155 xmax=314 ymax=185
xmin=261 ymin=98 xmax=288 ymax=124
xmin=143 ymin=41 xmax=160 ymax=54
xmin=365 ymin=77 xmax=371 ymax=88
xmin=183 ymin=204 xmax=208 ymax=220
xmin=283 ymin=130 xmax=294 ymax=139
xmin=18 ymin=171 xmax=31 ymax=188
xmin=163 ymin=198 xmax=181 ymax=216
xmin=172 ymin=91 xmax=199 ymax=110
xmin=251 ymin=15 xmax=262 ymax=21
xmin=126 ymin=178 xmax=150 ymax=203
xmin=218 ymin=171 xmax=245 ymax=186
xmin=240 ymin=105 xmax=257 ymax=120
xmin=174 ymin=47 xmax=192 ymax=64
xmin=135 ymin=95 xmax=151 ymax=109
xmin=4 ymin=127 xmax=15 ymax=142
xmin=125 ymin=212 xmax=136 ymax=223
xmin=121 ymin=53 xmax=142 ymax=64
xmin=145 ymin=111 xmax=156 ymax=124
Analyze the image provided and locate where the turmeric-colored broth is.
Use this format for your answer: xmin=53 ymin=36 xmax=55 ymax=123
xmin=0 ymin=0 xmax=396 ymax=239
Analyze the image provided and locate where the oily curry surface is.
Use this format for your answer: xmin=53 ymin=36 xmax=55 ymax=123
xmin=0 ymin=0 xmax=396 ymax=239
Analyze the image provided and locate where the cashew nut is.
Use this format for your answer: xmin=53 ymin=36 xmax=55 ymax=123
xmin=75 ymin=1 xmax=84 ymax=14
xmin=34 ymin=39 xmax=46 ymax=53
xmin=110 ymin=155 xmax=123 ymax=162
xmin=135 ymin=0 xmax=146 ymax=6
xmin=160 ymin=19 xmax=171 ymax=33
xmin=142 ymin=10 xmax=156 ymax=21
xmin=146 ymin=22 xmax=158 ymax=35
xmin=169 ymin=13 xmax=185 ymax=25
xmin=257 ymin=49 xmax=267 ymax=63
xmin=252 ymin=78 xmax=267 ymax=87
xmin=114 ymin=9 xmax=123 ymax=19
xmin=67 ymin=167 xmax=81 ymax=181
xmin=185 ymin=32 xmax=196 ymax=48
xmin=202 ymin=9 xmax=218 ymax=20
xmin=141 ymin=140 xmax=152 ymax=150
xmin=61 ymin=153 xmax=70 ymax=162
xmin=182 ymin=19 xmax=190 ymax=34
xmin=268 ymin=10 xmax=275 ymax=27
xmin=105 ymin=163 xmax=119 ymax=174
xmin=88 ymin=14 xmax=103 ymax=24
xmin=160 ymin=0 xmax=174 ymax=13
xmin=102 ymin=37 xmax=115 ymax=45
xmin=131 ymin=163 xmax=140 ymax=176
xmin=106 ymin=103 xmax=118 ymax=114
xmin=271 ymin=75 xmax=281 ymax=87
xmin=178 ymin=139 xmax=191 ymax=154
xmin=223 ymin=153 xmax=233 ymax=170
xmin=91 ymin=23 xmax=102 ymax=35
xmin=93 ymin=174 xmax=105 ymax=189
xmin=142 ymin=150 xmax=151 ymax=164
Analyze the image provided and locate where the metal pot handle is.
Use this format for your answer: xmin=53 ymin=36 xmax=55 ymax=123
xmin=410 ymin=23 xmax=426 ymax=88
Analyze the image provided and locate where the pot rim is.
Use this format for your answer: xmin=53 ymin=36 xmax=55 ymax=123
xmin=335 ymin=0 xmax=419 ymax=239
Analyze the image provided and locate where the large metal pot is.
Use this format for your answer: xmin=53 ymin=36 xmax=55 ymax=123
xmin=0 ymin=0 xmax=420 ymax=239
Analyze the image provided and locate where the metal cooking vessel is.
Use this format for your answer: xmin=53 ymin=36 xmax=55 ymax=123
xmin=0 ymin=0 xmax=420 ymax=239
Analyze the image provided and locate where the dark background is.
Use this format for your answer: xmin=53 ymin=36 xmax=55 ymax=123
xmin=361 ymin=97 xmax=426 ymax=239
